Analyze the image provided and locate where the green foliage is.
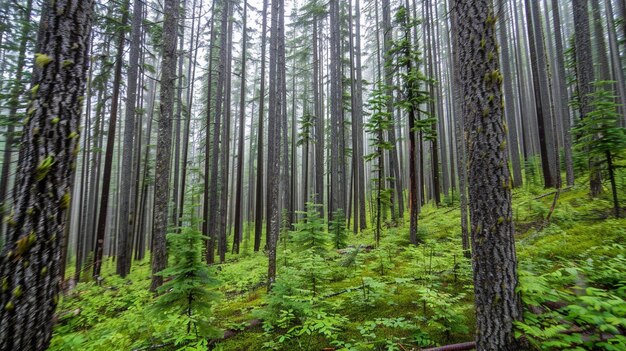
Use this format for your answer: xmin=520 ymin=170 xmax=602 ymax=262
xmin=151 ymin=227 xmax=221 ymax=346
xmin=329 ymin=209 xmax=348 ymax=249
xmin=516 ymin=254 xmax=626 ymax=350
xmin=292 ymin=202 xmax=328 ymax=256
xmin=573 ymin=81 xmax=626 ymax=160
xmin=51 ymin=179 xmax=626 ymax=351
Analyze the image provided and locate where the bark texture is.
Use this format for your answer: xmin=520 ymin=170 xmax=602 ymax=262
xmin=0 ymin=0 xmax=94 ymax=349
xmin=151 ymin=0 xmax=179 ymax=291
xmin=452 ymin=0 xmax=523 ymax=349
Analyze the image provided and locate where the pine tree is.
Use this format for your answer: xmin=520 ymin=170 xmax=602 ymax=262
xmin=573 ymin=82 xmax=626 ymax=218
xmin=365 ymin=81 xmax=394 ymax=246
xmin=292 ymin=203 xmax=328 ymax=255
xmin=152 ymin=227 xmax=221 ymax=344
xmin=329 ymin=209 xmax=347 ymax=249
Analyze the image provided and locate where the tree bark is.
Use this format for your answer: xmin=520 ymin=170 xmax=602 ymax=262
xmin=0 ymin=0 xmax=94 ymax=348
xmin=573 ymin=0 xmax=602 ymax=197
xmin=452 ymin=0 xmax=524 ymax=349
xmin=233 ymin=0 xmax=248 ymax=255
xmin=116 ymin=0 xmax=143 ymax=277
xmin=150 ymin=0 xmax=179 ymax=291
xmin=254 ymin=0 xmax=268 ymax=251
xmin=93 ymin=2 xmax=130 ymax=278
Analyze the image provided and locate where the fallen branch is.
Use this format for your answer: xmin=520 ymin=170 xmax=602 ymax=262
xmin=422 ymin=341 xmax=475 ymax=351
xmin=132 ymin=342 xmax=173 ymax=351
xmin=532 ymin=186 xmax=572 ymax=200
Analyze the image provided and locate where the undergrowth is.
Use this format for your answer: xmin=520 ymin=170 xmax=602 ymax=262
xmin=51 ymin=179 xmax=626 ymax=351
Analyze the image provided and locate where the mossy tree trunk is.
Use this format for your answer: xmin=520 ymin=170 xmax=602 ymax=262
xmin=452 ymin=0 xmax=524 ymax=349
xmin=151 ymin=0 xmax=179 ymax=291
xmin=0 ymin=0 xmax=94 ymax=349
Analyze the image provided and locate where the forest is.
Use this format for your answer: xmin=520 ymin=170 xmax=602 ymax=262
xmin=0 ymin=0 xmax=625 ymax=350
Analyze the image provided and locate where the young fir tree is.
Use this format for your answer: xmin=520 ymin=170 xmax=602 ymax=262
xmin=365 ymin=81 xmax=394 ymax=246
xmin=329 ymin=209 xmax=348 ymax=249
xmin=152 ymin=227 xmax=221 ymax=346
xmin=391 ymin=6 xmax=434 ymax=246
xmin=292 ymin=202 xmax=328 ymax=256
xmin=573 ymin=81 xmax=626 ymax=218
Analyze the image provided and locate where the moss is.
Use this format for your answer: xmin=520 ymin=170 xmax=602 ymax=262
xmin=35 ymin=53 xmax=53 ymax=68
xmin=16 ymin=232 xmax=36 ymax=255
xmin=5 ymin=301 xmax=14 ymax=312
xmin=68 ymin=131 xmax=79 ymax=139
xmin=51 ymin=117 xmax=60 ymax=124
xmin=31 ymin=84 xmax=40 ymax=97
xmin=62 ymin=60 xmax=74 ymax=68
xmin=60 ymin=192 xmax=71 ymax=209
xmin=12 ymin=285 xmax=22 ymax=298
xmin=1 ymin=277 xmax=8 ymax=292
xmin=35 ymin=155 xmax=55 ymax=181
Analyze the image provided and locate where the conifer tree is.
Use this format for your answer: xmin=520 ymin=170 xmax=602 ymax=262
xmin=574 ymin=82 xmax=626 ymax=218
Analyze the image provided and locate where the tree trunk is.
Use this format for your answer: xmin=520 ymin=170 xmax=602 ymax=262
xmin=452 ymin=0 xmax=524 ymax=349
xmin=254 ymin=0 xmax=268 ymax=251
xmin=116 ymin=0 xmax=143 ymax=277
xmin=93 ymin=2 xmax=130 ymax=278
xmin=0 ymin=0 xmax=93 ymax=348
xmin=150 ymin=0 xmax=179 ymax=291
xmin=233 ymin=0 xmax=248 ymax=254
xmin=525 ymin=0 xmax=557 ymax=189
xmin=573 ymin=0 xmax=602 ymax=197
xmin=497 ymin=0 xmax=523 ymax=188
xmin=551 ymin=0 xmax=575 ymax=186
xmin=267 ymin=0 xmax=284 ymax=289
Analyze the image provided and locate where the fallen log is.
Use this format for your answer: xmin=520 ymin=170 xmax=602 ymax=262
xmin=422 ymin=341 xmax=475 ymax=351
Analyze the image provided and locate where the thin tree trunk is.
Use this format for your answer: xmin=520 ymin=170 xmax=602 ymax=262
xmin=233 ymin=0 xmax=247 ymax=254
xmin=254 ymin=0 xmax=268 ymax=251
xmin=93 ymin=2 xmax=130 ymax=278
xmin=150 ymin=0 xmax=179 ymax=291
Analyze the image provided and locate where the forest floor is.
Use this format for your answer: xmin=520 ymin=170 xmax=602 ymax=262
xmin=51 ymin=178 xmax=626 ymax=351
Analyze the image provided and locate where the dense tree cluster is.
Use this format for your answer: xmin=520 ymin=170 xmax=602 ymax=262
xmin=0 ymin=0 xmax=625 ymax=350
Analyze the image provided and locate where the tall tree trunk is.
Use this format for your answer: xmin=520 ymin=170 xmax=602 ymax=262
xmin=313 ymin=17 xmax=325 ymax=219
xmin=178 ymin=0 xmax=202 ymax=227
xmin=573 ymin=0 xmax=602 ymax=196
xmin=254 ymin=0 xmax=268 ymax=251
xmin=449 ymin=0 xmax=470 ymax=257
xmin=233 ymin=0 xmax=248 ymax=254
xmin=551 ymin=0 xmax=575 ymax=186
xmin=267 ymin=0 xmax=284 ymax=289
xmin=150 ymin=0 xmax=179 ymax=291
xmin=116 ymin=0 xmax=144 ymax=277
xmin=93 ymin=2 xmax=130 ymax=278
xmin=525 ymin=0 xmax=557 ymax=188
xmin=497 ymin=0 xmax=523 ymax=188
xmin=0 ymin=0 xmax=93 ymax=348
xmin=206 ymin=0 xmax=230 ymax=265
xmin=218 ymin=1 xmax=234 ymax=263
xmin=452 ymin=0 xmax=523 ymax=349
xmin=203 ymin=0 xmax=218 ymax=262
xmin=329 ymin=0 xmax=346 ymax=219
xmin=604 ymin=0 xmax=626 ymax=127
xmin=382 ymin=0 xmax=404 ymax=218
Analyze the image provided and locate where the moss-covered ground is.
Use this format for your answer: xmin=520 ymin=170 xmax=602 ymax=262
xmin=51 ymin=178 xmax=626 ymax=350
